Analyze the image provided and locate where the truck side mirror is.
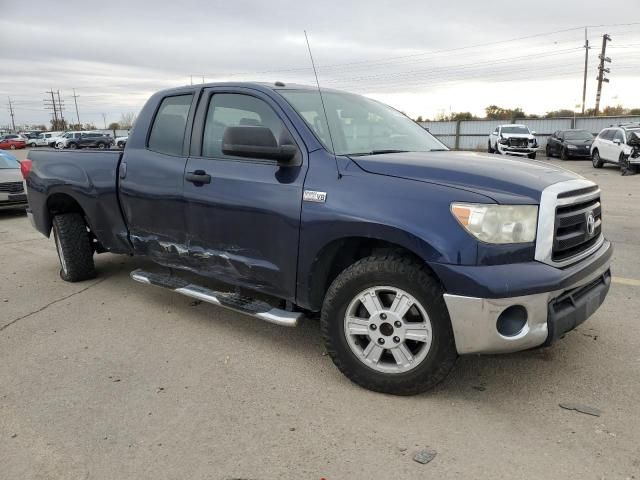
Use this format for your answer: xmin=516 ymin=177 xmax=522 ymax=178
xmin=222 ymin=126 xmax=300 ymax=166
xmin=613 ymin=138 xmax=622 ymax=145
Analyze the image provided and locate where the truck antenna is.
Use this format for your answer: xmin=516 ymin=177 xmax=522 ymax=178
xmin=304 ymin=30 xmax=341 ymax=179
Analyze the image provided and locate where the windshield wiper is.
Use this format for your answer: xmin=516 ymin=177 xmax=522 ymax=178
xmin=348 ymin=149 xmax=410 ymax=156
xmin=429 ymin=148 xmax=448 ymax=151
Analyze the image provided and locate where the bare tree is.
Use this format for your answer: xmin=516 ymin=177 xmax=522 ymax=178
xmin=119 ymin=112 xmax=137 ymax=129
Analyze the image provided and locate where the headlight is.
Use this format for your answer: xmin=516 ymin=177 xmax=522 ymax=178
xmin=567 ymin=144 xmax=577 ymax=149
xmin=499 ymin=138 xmax=508 ymax=144
xmin=451 ymin=203 xmax=538 ymax=244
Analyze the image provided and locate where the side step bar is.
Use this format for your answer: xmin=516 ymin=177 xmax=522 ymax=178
xmin=130 ymin=269 xmax=301 ymax=327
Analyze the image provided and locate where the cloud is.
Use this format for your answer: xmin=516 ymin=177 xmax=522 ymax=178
xmin=1 ymin=0 xmax=638 ymax=126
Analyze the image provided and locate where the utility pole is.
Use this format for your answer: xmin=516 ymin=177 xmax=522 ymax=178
xmin=44 ymin=89 xmax=59 ymax=127
xmin=581 ymin=27 xmax=590 ymax=115
xmin=7 ymin=97 xmax=16 ymax=132
xmin=101 ymin=113 xmax=107 ymax=129
xmin=72 ymin=89 xmax=81 ymax=127
xmin=594 ymin=34 xmax=611 ymax=116
xmin=56 ymin=90 xmax=65 ymax=127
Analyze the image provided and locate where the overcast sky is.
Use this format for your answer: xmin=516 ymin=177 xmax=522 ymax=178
xmin=1 ymin=0 xmax=638 ymax=128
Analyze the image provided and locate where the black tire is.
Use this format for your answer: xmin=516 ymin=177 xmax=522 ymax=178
xmin=117 ymin=141 xmax=124 ymax=148
xmin=52 ymin=213 xmax=96 ymax=282
xmin=487 ymin=141 xmax=494 ymax=154
xmin=528 ymin=152 xmax=537 ymax=159
xmin=592 ymin=149 xmax=603 ymax=168
xmin=495 ymin=144 xmax=501 ymax=155
xmin=69 ymin=142 xmax=78 ymax=149
xmin=320 ymin=255 xmax=457 ymax=395
xmin=545 ymin=144 xmax=552 ymax=157
xmin=10 ymin=144 xmax=16 ymax=150
xmin=560 ymin=148 xmax=569 ymax=161
xmin=30 ymin=142 xmax=37 ymax=148
xmin=96 ymin=142 xmax=106 ymax=149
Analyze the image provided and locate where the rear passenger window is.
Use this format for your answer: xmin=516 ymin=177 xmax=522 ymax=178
xmin=202 ymin=94 xmax=288 ymax=159
xmin=148 ymin=94 xmax=193 ymax=155
xmin=600 ymin=129 xmax=614 ymax=140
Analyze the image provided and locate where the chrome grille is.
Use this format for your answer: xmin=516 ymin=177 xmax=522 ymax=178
xmin=0 ymin=181 xmax=24 ymax=193
xmin=552 ymin=197 xmax=602 ymax=262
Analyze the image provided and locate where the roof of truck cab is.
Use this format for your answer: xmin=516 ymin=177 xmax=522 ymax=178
xmin=154 ymin=82 xmax=345 ymax=95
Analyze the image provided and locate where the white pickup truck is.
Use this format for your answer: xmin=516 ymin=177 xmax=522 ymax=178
xmin=488 ymin=124 xmax=538 ymax=159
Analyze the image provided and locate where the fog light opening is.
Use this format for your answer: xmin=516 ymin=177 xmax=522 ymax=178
xmin=496 ymin=305 xmax=528 ymax=337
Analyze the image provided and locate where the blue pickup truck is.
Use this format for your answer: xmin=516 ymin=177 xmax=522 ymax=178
xmin=22 ymin=82 xmax=612 ymax=395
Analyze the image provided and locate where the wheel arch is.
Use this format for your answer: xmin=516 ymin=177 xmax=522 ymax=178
xmin=301 ymin=235 xmax=444 ymax=312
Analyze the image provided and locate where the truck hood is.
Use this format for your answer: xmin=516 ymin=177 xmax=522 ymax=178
xmin=501 ymin=133 xmax=535 ymax=140
xmin=348 ymin=150 xmax=580 ymax=204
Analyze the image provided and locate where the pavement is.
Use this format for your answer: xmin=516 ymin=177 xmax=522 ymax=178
xmin=1 ymin=148 xmax=639 ymax=479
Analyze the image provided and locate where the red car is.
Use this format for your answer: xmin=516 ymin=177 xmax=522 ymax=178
xmin=0 ymin=137 xmax=26 ymax=150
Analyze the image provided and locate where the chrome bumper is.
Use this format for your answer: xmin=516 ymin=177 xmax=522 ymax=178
xmin=443 ymin=253 xmax=611 ymax=355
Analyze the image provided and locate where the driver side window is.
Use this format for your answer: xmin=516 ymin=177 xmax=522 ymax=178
xmin=202 ymin=93 xmax=288 ymax=159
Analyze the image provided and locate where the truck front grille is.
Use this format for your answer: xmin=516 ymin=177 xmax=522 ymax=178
xmin=552 ymin=195 xmax=602 ymax=262
xmin=508 ymin=138 xmax=528 ymax=147
xmin=0 ymin=182 xmax=24 ymax=193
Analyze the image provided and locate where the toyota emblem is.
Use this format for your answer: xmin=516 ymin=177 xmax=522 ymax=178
xmin=586 ymin=211 xmax=596 ymax=236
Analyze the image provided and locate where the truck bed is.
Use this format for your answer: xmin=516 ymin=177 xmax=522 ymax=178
xmin=26 ymin=148 xmax=131 ymax=254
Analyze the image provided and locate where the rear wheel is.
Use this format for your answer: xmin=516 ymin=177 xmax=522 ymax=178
xmin=117 ymin=141 xmax=124 ymax=148
xmin=29 ymin=142 xmax=37 ymax=148
xmin=321 ymin=255 xmax=457 ymax=395
xmin=545 ymin=144 xmax=552 ymax=157
xmin=96 ymin=142 xmax=106 ymax=149
xmin=69 ymin=143 xmax=77 ymax=150
xmin=592 ymin=149 xmax=603 ymax=168
xmin=52 ymin=213 xmax=96 ymax=282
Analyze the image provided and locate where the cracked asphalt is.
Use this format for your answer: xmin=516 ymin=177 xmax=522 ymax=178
xmin=1 ymin=149 xmax=639 ymax=479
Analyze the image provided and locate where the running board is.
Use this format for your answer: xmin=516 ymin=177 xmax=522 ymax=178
xmin=130 ymin=269 xmax=301 ymax=327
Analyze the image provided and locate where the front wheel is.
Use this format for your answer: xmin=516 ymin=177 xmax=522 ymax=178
xmin=30 ymin=142 xmax=37 ymax=148
xmin=545 ymin=144 xmax=552 ymax=157
xmin=10 ymin=144 xmax=16 ymax=150
xmin=592 ymin=150 xmax=603 ymax=168
xmin=488 ymin=141 xmax=494 ymax=154
xmin=528 ymin=152 xmax=537 ymax=159
xmin=560 ymin=148 xmax=569 ymax=160
xmin=96 ymin=142 xmax=106 ymax=149
xmin=321 ymin=255 xmax=457 ymax=395
xmin=52 ymin=213 xmax=96 ymax=282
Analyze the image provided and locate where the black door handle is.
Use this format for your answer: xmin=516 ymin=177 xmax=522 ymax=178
xmin=185 ymin=170 xmax=211 ymax=185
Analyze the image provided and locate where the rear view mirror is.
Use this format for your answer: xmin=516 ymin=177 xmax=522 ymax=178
xmin=222 ymin=126 xmax=299 ymax=166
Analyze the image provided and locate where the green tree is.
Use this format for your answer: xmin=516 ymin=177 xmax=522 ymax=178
xmin=602 ymin=105 xmax=626 ymax=116
xmin=450 ymin=111 xmax=477 ymax=121
xmin=415 ymin=115 xmax=424 ymax=122
xmin=629 ymin=108 xmax=640 ymax=115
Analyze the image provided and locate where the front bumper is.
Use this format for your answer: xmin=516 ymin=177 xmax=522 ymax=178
xmin=0 ymin=192 xmax=28 ymax=210
xmin=497 ymin=144 xmax=537 ymax=155
xmin=441 ymin=241 xmax=612 ymax=354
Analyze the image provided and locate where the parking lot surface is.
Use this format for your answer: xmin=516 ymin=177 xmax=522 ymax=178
xmin=2 ymin=149 xmax=639 ymax=479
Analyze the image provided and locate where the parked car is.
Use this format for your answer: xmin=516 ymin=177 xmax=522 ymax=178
xmin=27 ymin=132 xmax=59 ymax=148
xmin=488 ymin=124 xmax=538 ymax=159
xmin=115 ymin=134 xmax=129 ymax=148
xmin=23 ymin=82 xmax=611 ymax=395
xmin=0 ymin=136 xmax=26 ymax=150
xmin=546 ymin=129 xmax=594 ymax=160
xmin=0 ymin=151 xmax=28 ymax=210
xmin=591 ymin=123 xmax=640 ymax=169
xmin=65 ymin=132 xmax=114 ymax=149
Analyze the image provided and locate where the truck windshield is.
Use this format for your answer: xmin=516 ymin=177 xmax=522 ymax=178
xmin=279 ymin=89 xmax=447 ymax=156
xmin=501 ymin=126 xmax=530 ymax=134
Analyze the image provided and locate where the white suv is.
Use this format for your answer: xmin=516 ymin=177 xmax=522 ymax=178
xmin=488 ymin=124 xmax=538 ymax=159
xmin=591 ymin=123 xmax=640 ymax=169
